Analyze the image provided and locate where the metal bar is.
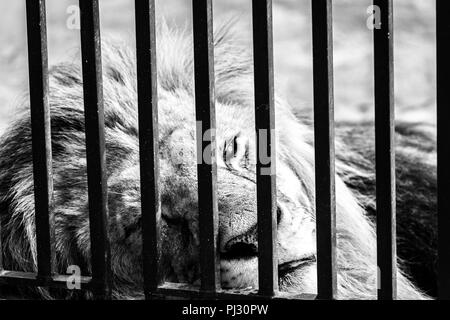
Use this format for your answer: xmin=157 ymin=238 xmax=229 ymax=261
xmin=0 ymin=220 xmax=2 ymax=272
xmin=25 ymin=0 xmax=54 ymax=280
xmin=251 ymin=0 xmax=278 ymax=297
xmin=311 ymin=0 xmax=337 ymax=300
xmin=0 ymin=270 xmax=92 ymax=290
xmin=135 ymin=0 xmax=160 ymax=299
xmin=79 ymin=0 xmax=111 ymax=299
xmin=373 ymin=0 xmax=396 ymax=300
xmin=192 ymin=0 xmax=220 ymax=292
xmin=436 ymin=0 xmax=450 ymax=301
xmin=155 ymin=282 xmax=316 ymax=300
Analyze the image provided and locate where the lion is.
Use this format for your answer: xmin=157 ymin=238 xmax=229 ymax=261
xmin=0 ymin=23 xmax=436 ymax=300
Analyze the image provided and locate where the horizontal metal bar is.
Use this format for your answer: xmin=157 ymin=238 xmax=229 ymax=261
xmin=0 ymin=270 xmax=92 ymax=290
xmin=373 ymin=0 xmax=397 ymax=301
xmin=252 ymin=0 xmax=278 ymax=297
xmin=436 ymin=0 xmax=450 ymax=301
xmin=154 ymin=283 xmax=316 ymax=300
xmin=79 ymin=0 xmax=111 ymax=299
xmin=135 ymin=0 xmax=161 ymax=299
xmin=0 ymin=271 xmax=316 ymax=299
xmin=192 ymin=0 xmax=220 ymax=293
xmin=311 ymin=0 xmax=337 ymax=300
xmin=25 ymin=0 xmax=55 ymax=280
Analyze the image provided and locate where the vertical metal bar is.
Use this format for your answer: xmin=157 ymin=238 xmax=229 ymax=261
xmin=252 ymin=0 xmax=278 ymax=297
xmin=79 ymin=0 xmax=111 ymax=299
xmin=25 ymin=0 xmax=54 ymax=280
xmin=436 ymin=0 xmax=450 ymax=301
xmin=311 ymin=0 xmax=337 ymax=300
xmin=373 ymin=0 xmax=396 ymax=300
xmin=0 ymin=219 xmax=2 ymax=271
xmin=192 ymin=0 xmax=220 ymax=293
xmin=135 ymin=0 xmax=160 ymax=299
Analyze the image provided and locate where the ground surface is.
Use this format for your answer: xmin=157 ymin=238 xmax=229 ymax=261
xmin=0 ymin=0 xmax=436 ymax=134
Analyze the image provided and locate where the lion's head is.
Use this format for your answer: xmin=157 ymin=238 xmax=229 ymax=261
xmin=156 ymin=88 xmax=318 ymax=293
xmin=0 ymin=23 xmax=427 ymax=300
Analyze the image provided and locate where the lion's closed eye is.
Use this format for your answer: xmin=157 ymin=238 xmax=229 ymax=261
xmin=223 ymin=134 xmax=249 ymax=170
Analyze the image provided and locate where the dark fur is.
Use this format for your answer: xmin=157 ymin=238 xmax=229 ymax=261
xmin=336 ymin=122 xmax=437 ymax=296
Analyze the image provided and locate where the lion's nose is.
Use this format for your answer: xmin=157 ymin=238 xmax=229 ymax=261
xmin=219 ymin=207 xmax=282 ymax=259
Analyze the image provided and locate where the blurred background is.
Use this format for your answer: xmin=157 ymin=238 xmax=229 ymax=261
xmin=0 ymin=0 xmax=436 ymax=134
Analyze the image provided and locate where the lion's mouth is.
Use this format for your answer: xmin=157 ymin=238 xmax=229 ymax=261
xmin=278 ymin=256 xmax=316 ymax=277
